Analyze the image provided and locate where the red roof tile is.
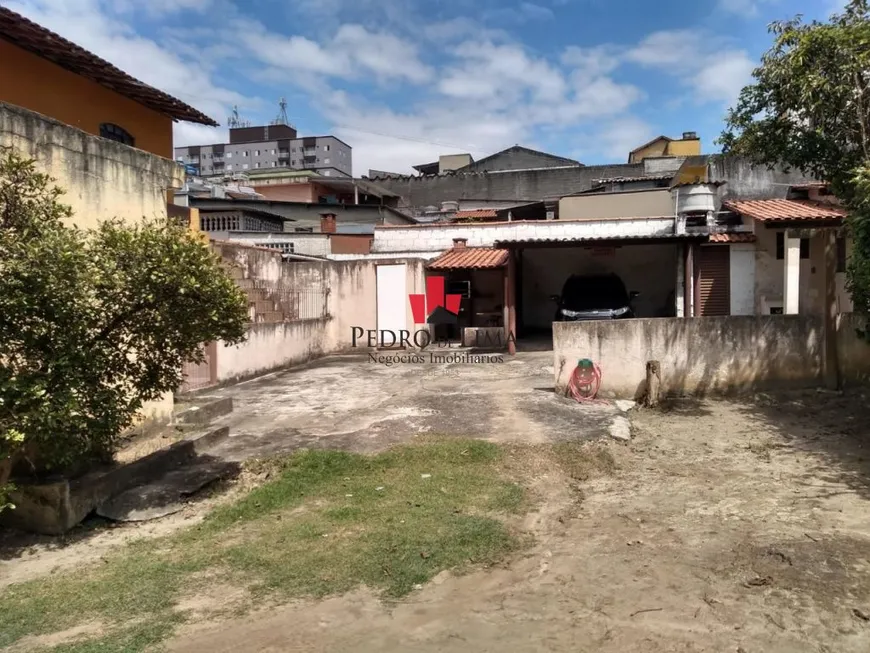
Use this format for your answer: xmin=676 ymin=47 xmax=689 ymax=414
xmin=452 ymin=209 xmax=499 ymax=220
xmin=428 ymin=247 xmax=508 ymax=270
xmin=0 ymin=7 xmax=217 ymax=126
xmin=709 ymin=232 xmax=756 ymax=243
xmin=723 ymin=199 xmax=846 ymax=222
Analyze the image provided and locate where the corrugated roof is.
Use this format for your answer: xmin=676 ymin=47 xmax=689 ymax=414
xmin=0 ymin=7 xmax=217 ymax=126
xmin=428 ymin=247 xmax=509 ymax=269
xmin=709 ymin=232 xmax=756 ymax=243
xmin=723 ymin=199 xmax=846 ymax=222
xmin=452 ymin=209 xmax=499 ymax=219
xmin=593 ymin=174 xmax=673 ymax=183
xmin=493 ymin=233 xmax=702 ymax=245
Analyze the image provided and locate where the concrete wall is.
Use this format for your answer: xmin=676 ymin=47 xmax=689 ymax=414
xmin=212 ymin=242 xmax=426 ymax=383
xmin=1 ymin=102 xmax=184 ymax=423
xmin=0 ymin=102 xmax=184 ymax=231
xmin=554 ymin=316 xmax=824 ymax=399
xmin=369 ymin=163 xmax=648 ymax=206
xmin=370 ymin=154 xmax=817 ymax=210
xmin=559 ymin=189 xmax=673 ymax=220
xmin=465 ymin=148 xmax=578 ymax=173
xmin=440 ymin=153 xmax=473 ymax=172
xmin=709 ymin=156 xmax=817 ymax=200
xmin=0 ymin=42 xmax=174 ymax=158
xmin=836 ymin=313 xmax=870 ymax=386
xmin=522 ymin=244 xmax=678 ymax=328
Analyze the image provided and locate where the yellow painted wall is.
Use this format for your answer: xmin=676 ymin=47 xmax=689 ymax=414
xmin=1 ymin=101 xmax=185 ymax=423
xmin=0 ymin=40 xmax=174 ymax=158
xmin=628 ymin=139 xmax=669 ymax=163
xmin=629 ymin=136 xmax=701 ymax=163
xmin=667 ymin=139 xmax=701 ymax=157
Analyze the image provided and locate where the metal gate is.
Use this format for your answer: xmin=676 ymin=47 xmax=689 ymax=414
xmin=179 ymin=341 xmax=218 ymax=393
xmin=695 ymin=245 xmax=731 ymax=316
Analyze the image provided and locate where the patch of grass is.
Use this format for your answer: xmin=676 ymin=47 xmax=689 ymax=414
xmin=550 ymin=441 xmax=616 ymax=481
xmin=0 ymin=438 xmax=527 ymax=652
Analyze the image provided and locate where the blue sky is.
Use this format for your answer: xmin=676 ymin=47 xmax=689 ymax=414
xmin=3 ymin=0 xmax=847 ymax=175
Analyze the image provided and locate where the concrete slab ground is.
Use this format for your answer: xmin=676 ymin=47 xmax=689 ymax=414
xmin=202 ymin=351 xmax=619 ymax=461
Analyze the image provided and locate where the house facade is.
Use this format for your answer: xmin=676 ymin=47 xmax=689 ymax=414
xmin=0 ymin=6 xmax=216 ymax=159
xmin=365 ymin=157 xmax=846 ymax=353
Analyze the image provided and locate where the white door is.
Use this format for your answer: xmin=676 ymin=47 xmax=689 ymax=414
xmin=377 ymin=264 xmax=407 ymax=337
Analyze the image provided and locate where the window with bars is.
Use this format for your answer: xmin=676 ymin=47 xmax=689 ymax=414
xmin=100 ymin=123 xmax=134 ymax=146
xmin=258 ymin=241 xmax=295 ymax=254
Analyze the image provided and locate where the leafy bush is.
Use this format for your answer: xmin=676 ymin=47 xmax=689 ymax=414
xmin=0 ymin=151 xmax=248 ymax=492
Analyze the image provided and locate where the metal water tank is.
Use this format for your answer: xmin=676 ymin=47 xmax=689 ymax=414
xmin=672 ymin=183 xmax=721 ymax=215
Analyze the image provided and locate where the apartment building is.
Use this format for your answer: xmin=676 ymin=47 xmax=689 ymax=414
xmin=175 ymin=123 xmax=352 ymax=178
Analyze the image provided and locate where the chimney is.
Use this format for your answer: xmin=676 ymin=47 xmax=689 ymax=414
xmin=320 ymin=212 xmax=337 ymax=234
xmin=453 ymin=237 xmax=467 ymax=249
xmin=682 ymin=131 xmax=698 ymax=140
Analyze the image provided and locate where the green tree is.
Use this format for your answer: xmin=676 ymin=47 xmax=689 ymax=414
xmin=0 ymin=151 xmax=248 ymax=499
xmin=720 ymin=0 xmax=870 ymax=315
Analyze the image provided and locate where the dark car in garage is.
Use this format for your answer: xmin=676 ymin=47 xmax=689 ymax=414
xmin=552 ymin=273 xmax=638 ymax=321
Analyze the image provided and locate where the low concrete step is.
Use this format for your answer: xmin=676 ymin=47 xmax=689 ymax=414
xmin=174 ymin=396 xmax=233 ymax=426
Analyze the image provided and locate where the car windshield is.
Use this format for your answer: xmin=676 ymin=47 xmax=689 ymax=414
xmin=561 ymin=275 xmax=629 ymax=311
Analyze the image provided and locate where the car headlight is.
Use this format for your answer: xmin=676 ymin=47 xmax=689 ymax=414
xmin=611 ymin=306 xmax=630 ymax=317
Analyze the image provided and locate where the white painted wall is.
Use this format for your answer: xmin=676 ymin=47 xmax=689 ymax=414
xmin=521 ymin=244 xmax=679 ymax=329
xmin=729 ymin=244 xmax=756 ymax=315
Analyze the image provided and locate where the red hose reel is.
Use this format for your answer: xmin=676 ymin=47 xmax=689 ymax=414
xmin=567 ymin=358 xmax=602 ymax=402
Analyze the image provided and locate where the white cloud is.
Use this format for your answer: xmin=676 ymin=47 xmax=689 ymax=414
xmin=439 ymin=41 xmax=567 ymax=103
xmin=519 ymin=2 xmax=555 ymax=20
xmin=1 ymin=0 xmax=736 ymax=177
xmin=485 ymin=2 xmax=556 ymax=23
xmin=240 ymin=23 xmax=432 ymax=84
xmin=716 ymin=0 xmax=779 ymax=16
xmin=625 ymin=29 xmax=754 ymax=104
xmin=595 ymin=117 xmax=657 ymax=160
xmin=422 ymin=17 xmax=509 ymax=43
xmin=5 ymin=0 xmax=245 ymax=130
xmin=561 ymin=44 xmax=622 ymax=80
xmin=692 ymin=54 xmax=755 ymax=104
xmin=173 ymin=122 xmax=228 ymax=149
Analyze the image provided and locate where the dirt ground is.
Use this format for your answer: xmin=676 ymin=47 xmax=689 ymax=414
xmin=166 ymin=390 xmax=870 ymax=653
xmin=0 ymin=351 xmax=619 ymax=588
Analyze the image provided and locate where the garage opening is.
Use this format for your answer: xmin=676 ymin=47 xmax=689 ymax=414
xmin=505 ymin=241 xmax=686 ymax=348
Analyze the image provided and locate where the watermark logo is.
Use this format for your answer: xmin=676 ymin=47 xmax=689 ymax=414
xmin=409 ymin=276 xmax=460 ymax=325
xmin=350 ymin=275 xmax=513 ymax=363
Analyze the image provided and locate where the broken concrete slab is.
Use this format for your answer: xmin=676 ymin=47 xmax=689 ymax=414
xmin=608 ymin=416 xmax=632 ymax=442
xmin=615 ymin=400 xmax=636 ymax=413
xmin=96 ymin=460 xmax=239 ymax=522
xmin=1 ymin=427 xmax=231 ymax=534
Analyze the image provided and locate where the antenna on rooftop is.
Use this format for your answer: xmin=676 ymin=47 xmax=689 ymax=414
xmin=227 ymin=105 xmax=251 ymax=128
xmin=271 ymin=97 xmax=292 ymax=127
